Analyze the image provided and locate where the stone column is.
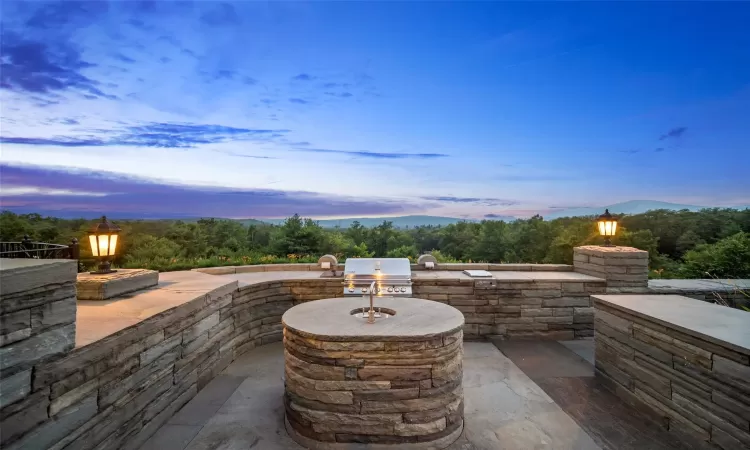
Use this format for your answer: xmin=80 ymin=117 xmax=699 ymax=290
xmin=573 ymin=246 xmax=649 ymax=292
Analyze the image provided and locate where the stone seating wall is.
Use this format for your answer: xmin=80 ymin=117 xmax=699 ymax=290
xmin=593 ymin=295 xmax=750 ymax=450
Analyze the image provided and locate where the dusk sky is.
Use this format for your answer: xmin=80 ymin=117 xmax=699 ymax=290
xmin=1 ymin=1 xmax=749 ymax=219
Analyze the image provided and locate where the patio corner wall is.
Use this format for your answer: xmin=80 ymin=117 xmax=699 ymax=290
xmin=593 ymin=295 xmax=750 ymax=450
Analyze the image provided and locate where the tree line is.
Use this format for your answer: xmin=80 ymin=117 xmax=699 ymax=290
xmin=1 ymin=208 xmax=748 ymax=278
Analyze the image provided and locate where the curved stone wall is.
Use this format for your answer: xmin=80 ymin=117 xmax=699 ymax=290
xmin=1 ymin=262 xmax=599 ymax=450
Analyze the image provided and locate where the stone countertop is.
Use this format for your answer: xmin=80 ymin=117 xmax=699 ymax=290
xmin=648 ymin=278 xmax=750 ymax=291
xmin=213 ymin=271 xmax=323 ymax=287
xmin=211 ymin=269 xmax=605 ymax=284
xmin=593 ymin=294 xmax=750 ymax=356
xmin=412 ymin=270 xmax=604 ymax=282
xmin=75 ymin=271 xmax=237 ymax=348
xmin=282 ymin=296 xmax=464 ymax=341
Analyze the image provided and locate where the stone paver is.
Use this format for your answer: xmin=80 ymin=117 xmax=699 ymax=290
xmin=494 ymin=339 xmax=717 ymax=450
xmin=559 ymin=339 xmax=596 ymax=365
xmin=143 ymin=342 xmax=601 ymax=450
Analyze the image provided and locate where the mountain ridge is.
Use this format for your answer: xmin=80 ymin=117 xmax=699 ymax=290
xmin=3 ymin=201 xmax=746 ymax=227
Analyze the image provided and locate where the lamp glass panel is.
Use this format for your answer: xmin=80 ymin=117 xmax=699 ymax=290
xmin=98 ymin=235 xmax=109 ymax=256
xmin=108 ymin=234 xmax=118 ymax=256
xmin=598 ymin=221 xmax=606 ymax=236
xmin=611 ymin=222 xmax=618 ymax=236
xmin=89 ymin=235 xmax=99 ymax=257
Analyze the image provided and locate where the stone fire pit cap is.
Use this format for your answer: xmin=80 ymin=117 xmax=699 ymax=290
xmin=282 ymin=296 xmax=464 ymax=342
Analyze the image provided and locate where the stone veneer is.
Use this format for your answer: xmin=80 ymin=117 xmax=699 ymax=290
xmin=10 ymin=254 xmax=733 ymax=450
xmin=412 ymin=276 xmax=605 ymax=341
xmin=282 ymin=297 xmax=464 ymax=449
xmin=593 ymin=294 xmax=750 ymax=450
xmin=76 ymin=269 xmax=159 ymax=300
xmin=574 ymin=245 xmax=649 ymax=290
xmin=1 ymin=260 xmax=77 ymax=413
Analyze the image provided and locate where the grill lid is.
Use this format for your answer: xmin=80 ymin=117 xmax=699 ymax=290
xmin=344 ymin=258 xmax=412 ymax=281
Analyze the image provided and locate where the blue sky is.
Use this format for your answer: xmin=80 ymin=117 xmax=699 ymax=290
xmin=1 ymin=1 xmax=749 ymax=219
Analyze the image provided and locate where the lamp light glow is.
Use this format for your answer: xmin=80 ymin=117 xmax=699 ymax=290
xmin=87 ymin=216 xmax=122 ymax=274
xmin=596 ymin=209 xmax=617 ymax=247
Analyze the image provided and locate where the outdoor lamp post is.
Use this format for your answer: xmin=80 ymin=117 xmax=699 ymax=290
xmin=597 ymin=209 xmax=617 ymax=247
xmin=88 ymin=216 xmax=121 ymax=274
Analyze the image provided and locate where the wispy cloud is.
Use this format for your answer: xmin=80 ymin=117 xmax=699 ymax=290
xmin=1 ymin=122 xmax=289 ymax=149
xmin=0 ymin=31 xmax=116 ymax=100
xmin=325 ymin=92 xmax=353 ymax=98
xmin=113 ymin=53 xmax=136 ymax=64
xmin=293 ymin=148 xmax=449 ymax=160
xmin=292 ymin=73 xmax=315 ymax=81
xmin=200 ymin=3 xmax=241 ymax=27
xmin=659 ymin=126 xmax=687 ymax=140
xmin=322 ymin=82 xmax=351 ymax=89
xmin=423 ymin=196 xmax=519 ymax=206
xmin=492 ymin=174 xmax=572 ymax=182
xmin=213 ymin=150 xmax=277 ymax=160
xmin=484 ymin=213 xmax=514 ymax=219
xmin=0 ymin=163 xmax=418 ymax=219
xmin=289 ymin=98 xmax=310 ymax=104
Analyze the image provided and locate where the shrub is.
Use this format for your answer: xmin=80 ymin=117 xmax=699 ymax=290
xmin=681 ymin=232 xmax=750 ymax=279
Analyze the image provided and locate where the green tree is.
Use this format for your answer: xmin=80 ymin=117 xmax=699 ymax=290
xmin=269 ymin=214 xmax=325 ymax=255
xmin=124 ymin=235 xmax=183 ymax=262
xmin=385 ymin=245 xmax=419 ymax=259
xmin=681 ymin=232 xmax=750 ymax=278
xmin=676 ymin=230 xmax=705 ymax=255
xmin=471 ymin=220 xmax=509 ymax=262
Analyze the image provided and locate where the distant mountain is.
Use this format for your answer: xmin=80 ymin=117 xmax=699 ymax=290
xmin=253 ymin=215 xmax=485 ymax=228
xmin=545 ymin=200 xmax=748 ymax=219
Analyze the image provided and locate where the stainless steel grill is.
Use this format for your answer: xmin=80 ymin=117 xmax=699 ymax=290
xmin=342 ymin=258 xmax=413 ymax=297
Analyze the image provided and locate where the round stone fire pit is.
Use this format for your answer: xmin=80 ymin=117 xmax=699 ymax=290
xmin=282 ymin=296 xmax=465 ymax=449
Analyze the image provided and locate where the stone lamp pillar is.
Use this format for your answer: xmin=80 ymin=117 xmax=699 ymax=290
xmin=573 ymin=246 xmax=649 ymax=292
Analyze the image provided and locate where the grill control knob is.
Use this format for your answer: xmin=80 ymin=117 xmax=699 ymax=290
xmin=361 ymin=288 xmax=367 ymax=293
xmin=387 ymin=287 xmax=393 ymax=293
xmin=348 ymin=288 xmax=354 ymax=292
xmin=377 ymin=288 xmax=382 ymax=293
xmin=400 ymin=287 xmax=406 ymax=292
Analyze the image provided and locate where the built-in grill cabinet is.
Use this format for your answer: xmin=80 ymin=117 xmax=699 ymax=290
xmin=342 ymin=258 xmax=413 ymax=297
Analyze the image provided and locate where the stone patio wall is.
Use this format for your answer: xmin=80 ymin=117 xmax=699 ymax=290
xmin=1 ymin=260 xmax=78 ymax=445
xmin=245 ymin=277 xmax=607 ymax=342
xmin=413 ymin=278 xmax=606 ymax=340
xmin=0 ymin=275 xmax=237 ymax=450
xmin=593 ymin=298 xmax=750 ymax=450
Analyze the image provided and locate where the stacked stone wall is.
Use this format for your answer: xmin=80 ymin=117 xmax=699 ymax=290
xmin=1 ymin=278 xmax=238 ymax=450
xmin=1 ymin=260 xmax=78 ymax=447
xmin=413 ymin=278 xmax=606 ymax=340
xmin=283 ymin=326 xmax=464 ymax=447
xmin=1 ymin=263 xmax=604 ymax=450
xmin=574 ymin=246 xmax=649 ymax=290
xmin=594 ymin=298 xmax=750 ymax=450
